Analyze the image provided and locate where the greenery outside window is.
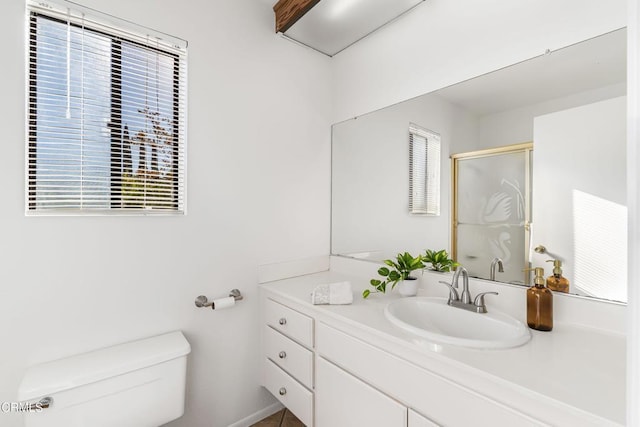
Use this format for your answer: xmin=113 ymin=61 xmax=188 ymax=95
xmin=27 ymin=0 xmax=187 ymax=214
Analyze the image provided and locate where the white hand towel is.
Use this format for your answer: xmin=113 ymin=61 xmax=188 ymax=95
xmin=311 ymin=281 xmax=353 ymax=305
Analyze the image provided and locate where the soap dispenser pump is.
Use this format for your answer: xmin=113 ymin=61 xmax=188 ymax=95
xmin=526 ymin=267 xmax=553 ymax=331
xmin=546 ymin=259 xmax=570 ymax=293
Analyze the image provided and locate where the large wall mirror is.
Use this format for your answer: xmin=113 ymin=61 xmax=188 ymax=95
xmin=331 ymin=28 xmax=627 ymax=303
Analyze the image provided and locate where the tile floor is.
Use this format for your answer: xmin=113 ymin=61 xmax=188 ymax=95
xmin=250 ymin=408 xmax=305 ymax=427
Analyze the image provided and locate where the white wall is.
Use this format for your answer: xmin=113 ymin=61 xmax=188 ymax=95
xmin=627 ymin=1 xmax=640 ymax=424
xmin=331 ymin=0 xmax=627 ymax=123
xmin=477 ymin=84 xmax=627 ymax=150
xmin=532 ymin=97 xmax=627 ymax=301
xmin=0 ymin=1 xmax=331 ymax=426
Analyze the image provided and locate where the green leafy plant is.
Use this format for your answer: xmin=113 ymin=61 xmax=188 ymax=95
xmin=423 ymin=249 xmax=459 ymax=272
xmin=363 ymin=252 xmax=424 ymax=298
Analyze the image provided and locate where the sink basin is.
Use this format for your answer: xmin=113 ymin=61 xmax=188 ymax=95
xmin=384 ymin=297 xmax=531 ymax=349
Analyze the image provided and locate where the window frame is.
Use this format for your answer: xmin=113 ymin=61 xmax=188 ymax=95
xmin=26 ymin=3 xmax=187 ymax=215
xmin=408 ymin=123 xmax=441 ymax=216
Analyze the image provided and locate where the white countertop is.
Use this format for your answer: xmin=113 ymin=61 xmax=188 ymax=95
xmin=261 ymin=269 xmax=626 ymax=425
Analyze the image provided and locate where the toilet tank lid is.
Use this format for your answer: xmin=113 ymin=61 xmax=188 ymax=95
xmin=18 ymin=331 xmax=190 ymax=401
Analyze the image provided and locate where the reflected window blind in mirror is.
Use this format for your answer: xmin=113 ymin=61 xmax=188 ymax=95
xmin=409 ymin=124 xmax=440 ymax=215
xmin=26 ymin=0 xmax=187 ymax=215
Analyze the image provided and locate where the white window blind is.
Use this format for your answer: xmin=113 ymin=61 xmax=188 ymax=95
xmin=26 ymin=0 xmax=187 ymax=214
xmin=409 ymin=123 xmax=440 ymax=215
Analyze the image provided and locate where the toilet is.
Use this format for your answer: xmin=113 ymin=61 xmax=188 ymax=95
xmin=18 ymin=331 xmax=190 ymax=427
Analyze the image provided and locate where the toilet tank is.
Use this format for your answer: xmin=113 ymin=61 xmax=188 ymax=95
xmin=18 ymin=331 xmax=190 ymax=427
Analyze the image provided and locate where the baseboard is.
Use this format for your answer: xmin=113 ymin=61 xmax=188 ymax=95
xmin=227 ymin=402 xmax=284 ymax=427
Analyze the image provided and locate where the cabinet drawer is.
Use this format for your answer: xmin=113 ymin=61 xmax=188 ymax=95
xmin=265 ymin=326 xmax=313 ymax=388
xmin=265 ymin=298 xmax=313 ymax=348
xmin=263 ymin=359 xmax=313 ymax=427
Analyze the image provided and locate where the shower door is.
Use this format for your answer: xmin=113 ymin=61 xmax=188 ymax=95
xmin=452 ymin=143 xmax=532 ymax=285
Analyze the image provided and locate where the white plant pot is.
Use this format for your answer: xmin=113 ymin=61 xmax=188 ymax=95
xmin=397 ymin=277 xmax=418 ymax=297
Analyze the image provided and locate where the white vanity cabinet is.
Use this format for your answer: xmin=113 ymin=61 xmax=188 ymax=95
xmin=262 ymin=295 xmax=442 ymax=427
xmin=315 ymin=322 xmax=539 ymax=426
xmin=409 ymin=410 xmax=439 ymax=427
xmin=262 ymin=298 xmax=314 ymax=426
xmin=260 ymin=283 xmax=623 ymax=427
xmin=261 ymin=294 xmax=530 ymax=427
xmin=315 ymin=356 xmax=407 ymax=427
xmin=315 ymin=355 xmax=441 ymax=427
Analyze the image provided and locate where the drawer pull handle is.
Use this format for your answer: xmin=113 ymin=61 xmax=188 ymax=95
xmin=279 ymin=351 xmax=287 ymax=359
xmin=278 ymin=318 xmax=287 ymax=325
xmin=279 ymin=387 xmax=287 ymax=396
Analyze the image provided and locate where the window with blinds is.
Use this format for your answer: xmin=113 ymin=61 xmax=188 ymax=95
xmin=26 ymin=0 xmax=187 ymax=214
xmin=409 ymin=123 xmax=440 ymax=216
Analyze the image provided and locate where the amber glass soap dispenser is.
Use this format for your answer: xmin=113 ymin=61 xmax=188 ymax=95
xmin=546 ymin=259 xmax=570 ymax=293
xmin=526 ymin=267 xmax=553 ymax=331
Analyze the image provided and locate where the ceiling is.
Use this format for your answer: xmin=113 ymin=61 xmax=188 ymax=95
xmin=268 ymin=0 xmax=425 ymax=57
xmin=261 ymin=2 xmax=626 ymax=113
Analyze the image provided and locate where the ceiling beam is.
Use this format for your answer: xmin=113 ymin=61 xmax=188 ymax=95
xmin=273 ymin=0 xmax=321 ymax=33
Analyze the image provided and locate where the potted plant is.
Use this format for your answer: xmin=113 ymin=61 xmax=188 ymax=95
xmin=363 ymin=252 xmax=424 ymax=298
xmin=423 ymin=249 xmax=459 ymax=272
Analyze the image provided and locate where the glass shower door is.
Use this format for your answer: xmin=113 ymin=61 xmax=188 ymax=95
xmin=452 ymin=144 xmax=532 ymax=284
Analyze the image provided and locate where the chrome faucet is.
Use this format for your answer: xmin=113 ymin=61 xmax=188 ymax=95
xmin=438 ymin=265 xmax=498 ymax=313
xmin=452 ymin=266 xmax=471 ymax=304
xmin=490 ymin=257 xmax=504 ymax=281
